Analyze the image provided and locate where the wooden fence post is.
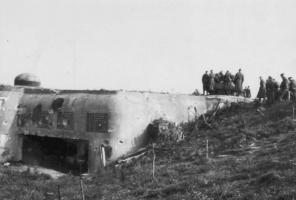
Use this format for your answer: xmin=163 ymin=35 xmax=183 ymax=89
xmin=152 ymin=143 xmax=156 ymax=181
xmin=57 ymin=185 xmax=61 ymax=200
xmin=206 ymin=139 xmax=209 ymax=160
xmin=80 ymin=178 xmax=85 ymax=200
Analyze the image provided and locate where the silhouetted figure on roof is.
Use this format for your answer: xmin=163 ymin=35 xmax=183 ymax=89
xmin=234 ymin=69 xmax=244 ymax=96
xmin=208 ymin=70 xmax=215 ymax=94
xmin=266 ymin=76 xmax=274 ymax=105
xmin=257 ymin=76 xmax=266 ymax=102
xmin=289 ymin=77 xmax=296 ymax=101
xmin=279 ymin=73 xmax=290 ymax=101
xmin=244 ymin=86 xmax=251 ymax=98
xmin=224 ymin=71 xmax=233 ymax=95
xmin=202 ymin=71 xmax=210 ymax=95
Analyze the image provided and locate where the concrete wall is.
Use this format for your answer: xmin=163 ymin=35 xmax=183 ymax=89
xmin=108 ymin=91 xmax=208 ymax=160
xmin=0 ymin=88 xmax=24 ymax=162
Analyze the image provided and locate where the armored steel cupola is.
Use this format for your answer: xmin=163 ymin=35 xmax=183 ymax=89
xmin=14 ymin=73 xmax=41 ymax=87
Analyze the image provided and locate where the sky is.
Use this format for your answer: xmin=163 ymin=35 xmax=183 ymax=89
xmin=0 ymin=0 xmax=296 ymax=95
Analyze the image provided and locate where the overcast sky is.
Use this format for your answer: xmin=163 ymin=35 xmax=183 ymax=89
xmin=0 ymin=0 xmax=296 ymax=94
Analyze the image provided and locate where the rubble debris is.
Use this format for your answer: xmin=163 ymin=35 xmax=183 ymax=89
xmin=115 ymin=147 xmax=148 ymax=167
xmin=148 ymin=119 xmax=185 ymax=143
xmin=256 ymin=106 xmax=266 ymax=116
xmin=5 ymin=164 xmax=65 ymax=179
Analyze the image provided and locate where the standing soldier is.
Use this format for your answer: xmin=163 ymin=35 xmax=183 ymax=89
xmin=266 ymin=76 xmax=273 ymax=104
xmin=224 ymin=70 xmax=232 ymax=95
xmin=279 ymin=73 xmax=290 ymax=101
xmin=218 ymin=71 xmax=224 ymax=82
xmin=288 ymin=77 xmax=296 ymax=101
xmin=245 ymin=86 xmax=251 ymax=98
xmin=234 ymin=69 xmax=244 ymax=96
xmin=272 ymin=78 xmax=280 ymax=102
xmin=243 ymin=86 xmax=251 ymax=98
xmin=209 ymin=70 xmax=215 ymax=95
xmin=257 ymin=76 xmax=267 ymax=102
xmin=202 ymin=71 xmax=210 ymax=95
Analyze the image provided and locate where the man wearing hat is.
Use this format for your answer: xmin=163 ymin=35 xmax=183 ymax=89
xmin=289 ymin=77 xmax=296 ymax=101
xmin=279 ymin=73 xmax=290 ymax=101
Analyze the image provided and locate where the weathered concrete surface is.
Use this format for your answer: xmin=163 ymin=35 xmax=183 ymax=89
xmin=14 ymin=91 xmax=118 ymax=172
xmin=0 ymin=87 xmax=24 ymax=162
xmin=206 ymin=95 xmax=252 ymax=111
xmin=109 ymin=92 xmax=208 ymax=160
xmin=0 ymin=84 xmax=250 ymax=173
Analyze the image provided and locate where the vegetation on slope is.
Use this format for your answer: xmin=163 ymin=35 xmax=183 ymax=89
xmin=1 ymin=101 xmax=296 ymax=200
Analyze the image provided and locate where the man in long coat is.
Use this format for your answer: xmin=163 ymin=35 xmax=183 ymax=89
xmin=266 ymin=76 xmax=273 ymax=104
xmin=245 ymin=86 xmax=251 ymax=98
xmin=224 ymin=70 xmax=233 ymax=95
xmin=279 ymin=73 xmax=290 ymax=101
xmin=217 ymin=71 xmax=224 ymax=82
xmin=202 ymin=71 xmax=210 ymax=95
xmin=272 ymin=78 xmax=280 ymax=102
xmin=257 ymin=76 xmax=266 ymax=102
xmin=234 ymin=69 xmax=244 ymax=96
xmin=208 ymin=70 xmax=215 ymax=95
xmin=288 ymin=77 xmax=296 ymax=101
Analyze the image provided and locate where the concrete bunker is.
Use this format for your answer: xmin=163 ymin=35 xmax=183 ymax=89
xmin=22 ymin=135 xmax=88 ymax=174
xmin=0 ymin=76 xmax=250 ymax=174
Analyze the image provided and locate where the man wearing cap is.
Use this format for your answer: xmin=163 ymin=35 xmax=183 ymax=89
xmin=234 ymin=69 xmax=244 ymax=96
xmin=279 ymin=73 xmax=290 ymax=101
xmin=202 ymin=71 xmax=210 ymax=95
xmin=289 ymin=77 xmax=296 ymax=101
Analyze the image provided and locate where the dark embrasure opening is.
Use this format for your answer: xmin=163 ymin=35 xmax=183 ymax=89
xmin=22 ymin=135 xmax=88 ymax=175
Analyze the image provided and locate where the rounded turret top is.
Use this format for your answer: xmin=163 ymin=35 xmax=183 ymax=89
xmin=14 ymin=73 xmax=41 ymax=87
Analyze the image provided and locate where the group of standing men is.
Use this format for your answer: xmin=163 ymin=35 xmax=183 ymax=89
xmin=202 ymin=69 xmax=248 ymax=97
xmin=257 ymin=73 xmax=296 ymax=104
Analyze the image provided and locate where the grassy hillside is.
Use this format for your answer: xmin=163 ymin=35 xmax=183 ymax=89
xmin=1 ymin=101 xmax=296 ymax=200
